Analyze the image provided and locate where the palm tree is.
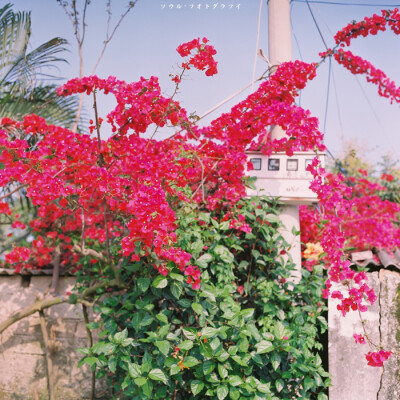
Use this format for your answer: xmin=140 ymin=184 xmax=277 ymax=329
xmin=0 ymin=3 xmax=80 ymax=128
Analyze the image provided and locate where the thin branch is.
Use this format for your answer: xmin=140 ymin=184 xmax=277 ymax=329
xmin=192 ymin=160 xmax=220 ymax=199
xmin=50 ymin=245 xmax=61 ymax=295
xmin=91 ymin=1 xmax=138 ymax=74
xmin=0 ymin=280 xmax=121 ymax=335
xmin=80 ymin=0 xmax=90 ymax=45
xmin=73 ymin=244 xmax=107 ymax=263
xmin=92 ymin=90 xmax=102 ymax=152
xmin=0 ymin=184 xmax=28 ymax=201
xmin=81 ymin=207 xmax=85 ymax=251
xmin=39 ymin=310 xmax=55 ymax=400
xmin=82 ymin=304 xmax=95 ymax=400
xmin=194 ymin=155 xmax=205 ymax=203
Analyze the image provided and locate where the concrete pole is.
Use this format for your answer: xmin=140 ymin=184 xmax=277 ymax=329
xmin=268 ymin=0 xmax=302 ymax=281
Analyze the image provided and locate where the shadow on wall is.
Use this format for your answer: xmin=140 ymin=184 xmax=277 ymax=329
xmin=0 ymin=274 xmax=108 ymax=400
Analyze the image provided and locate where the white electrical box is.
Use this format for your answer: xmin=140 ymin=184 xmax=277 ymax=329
xmin=246 ymin=151 xmax=325 ymax=204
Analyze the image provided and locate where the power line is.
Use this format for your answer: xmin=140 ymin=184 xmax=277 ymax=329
xmin=290 ymin=1 xmax=304 ymax=106
xmin=331 ymin=64 xmax=345 ymax=141
xmin=323 ymin=57 xmax=332 ymax=134
xmin=293 ymin=0 xmax=400 ymax=7
xmin=311 ymin=1 xmax=346 ymax=140
xmin=305 ymin=0 xmax=329 ymax=50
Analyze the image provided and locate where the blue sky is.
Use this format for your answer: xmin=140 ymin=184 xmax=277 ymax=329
xmin=12 ymin=0 xmax=400 ymax=168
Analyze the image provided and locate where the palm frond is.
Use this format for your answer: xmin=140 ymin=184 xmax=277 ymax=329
xmin=0 ymin=83 xmax=84 ymax=129
xmin=0 ymin=4 xmax=31 ymax=83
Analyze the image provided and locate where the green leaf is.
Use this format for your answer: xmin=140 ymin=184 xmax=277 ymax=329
xmin=228 ymin=346 xmax=238 ymax=356
xmin=201 ymin=326 xmax=219 ymax=338
xmin=228 ymin=375 xmax=243 ymax=387
xmin=229 ymin=387 xmax=240 ymax=400
xmin=134 ymin=377 xmax=147 ymax=386
xmin=149 ymin=368 xmax=168 ymax=384
xmin=238 ymin=338 xmax=249 ymax=353
xmin=142 ymin=381 xmax=153 ymax=397
xmin=170 ymin=272 xmax=184 ymax=282
xmin=274 ymin=321 xmax=285 ymax=340
xmin=191 ymin=380 xmax=205 ymax=396
xmin=271 ymin=353 xmax=281 ymax=371
xmin=91 ymin=341 xmax=115 ymax=355
xmin=192 ymin=302 xmax=203 ymax=314
xmin=153 ymin=275 xmax=168 ymax=289
xmin=258 ymin=383 xmax=271 ymax=394
xmin=217 ymin=351 xmax=229 ymax=362
xmin=128 ymin=362 xmax=141 ymax=378
xmin=170 ymin=364 xmax=180 ymax=375
xmin=77 ymin=347 xmax=89 ymax=355
xmin=156 ymin=312 xmax=168 ymax=324
xmin=182 ymin=328 xmax=197 ymax=340
xmin=255 ymin=340 xmax=274 ymax=354
xmin=304 ymin=376 xmax=314 ymax=391
xmin=203 ymin=360 xmax=216 ymax=375
xmin=196 ymin=253 xmax=213 ymax=268
xmin=108 ymin=357 xmax=117 ymax=373
xmin=170 ymin=281 xmax=182 ymax=299
xmin=138 ymin=277 xmax=150 ymax=293
xmin=83 ymin=357 xmax=97 ymax=368
xmin=140 ymin=314 xmax=154 ymax=327
xmin=217 ymin=385 xmax=229 ymax=400
xmin=213 ymin=245 xmax=234 ymax=264
xmin=68 ymin=293 xmax=78 ymax=304
xmin=155 ymin=340 xmax=170 ymax=357
xmin=184 ymin=356 xmax=199 ymax=368
xmin=132 ymin=313 xmax=140 ymax=332
xmin=142 ymin=352 xmax=152 ymax=373
xmin=114 ymin=328 xmax=128 ymax=342
xmin=318 ymin=393 xmax=329 ymax=400
xmin=265 ymin=213 xmax=281 ymax=224
xmin=178 ymin=340 xmax=193 ymax=351
xmin=200 ymin=342 xmax=213 ymax=358
xmin=218 ymin=363 xmax=228 ymax=379
xmin=240 ymin=308 xmax=255 ymax=319
xmin=178 ymin=298 xmax=192 ymax=308
xmin=247 ymin=323 xmax=262 ymax=341
xmin=275 ymin=379 xmax=284 ymax=393
xmin=232 ymin=355 xmax=248 ymax=366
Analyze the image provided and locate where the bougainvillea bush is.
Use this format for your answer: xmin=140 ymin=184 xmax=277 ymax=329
xmin=1 ymin=7 xmax=400 ymax=399
xmin=80 ymin=197 xmax=329 ymax=399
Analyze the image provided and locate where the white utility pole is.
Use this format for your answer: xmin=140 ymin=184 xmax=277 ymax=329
xmin=268 ymin=0 xmax=302 ymax=280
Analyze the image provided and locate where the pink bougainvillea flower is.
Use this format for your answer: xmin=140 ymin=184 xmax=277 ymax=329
xmin=365 ymin=350 xmax=392 ymax=367
xmin=353 ymin=334 xmax=366 ymax=344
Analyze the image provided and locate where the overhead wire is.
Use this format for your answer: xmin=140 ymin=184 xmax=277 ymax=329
xmin=293 ymin=0 xmax=400 ymax=7
xmin=290 ymin=1 xmax=304 ymax=106
xmin=303 ymin=0 xmax=336 ymax=160
xmin=312 ymin=0 xmax=393 ymax=154
xmin=252 ymin=0 xmax=264 ymax=92
xmin=312 ymin=3 xmax=345 ymax=141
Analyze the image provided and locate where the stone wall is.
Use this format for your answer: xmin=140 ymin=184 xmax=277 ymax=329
xmin=0 ymin=275 xmax=106 ymax=400
xmin=2 ymin=269 xmax=399 ymax=399
xmin=329 ymin=270 xmax=400 ymax=400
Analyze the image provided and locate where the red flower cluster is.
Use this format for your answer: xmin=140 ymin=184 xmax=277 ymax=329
xmin=176 ymin=37 xmax=218 ymax=76
xmin=353 ymin=334 xmax=366 ymax=344
xmin=321 ymin=9 xmax=400 ymax=105
xmin=366 ymin=350 xmax=392 ymax=367
xmin=1 ymin=26 xmax=397 ymax=366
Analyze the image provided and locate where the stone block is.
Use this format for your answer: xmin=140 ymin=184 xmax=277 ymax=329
xmin=328 ymin=272 xmax=381 ymax=400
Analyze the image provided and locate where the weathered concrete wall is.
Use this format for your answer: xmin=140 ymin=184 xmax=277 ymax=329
xmin=0 ymin=275 xmax=106 ymax=400
xmin=329 ymin=270 xmax=400 ymax=400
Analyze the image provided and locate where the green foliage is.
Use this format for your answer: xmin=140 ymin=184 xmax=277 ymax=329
xmin=78 ymin=196 xmax=330 ymax=399
xmin=0 ymin=3 xmax=81 ymax=128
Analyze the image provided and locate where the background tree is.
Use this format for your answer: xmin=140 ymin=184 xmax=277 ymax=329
xmin=0 ymin=3 xmax=79 ymax=128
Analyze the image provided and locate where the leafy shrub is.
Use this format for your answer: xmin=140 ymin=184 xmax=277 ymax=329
xmin=78 ymin=196 xmax=330 ymax=399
